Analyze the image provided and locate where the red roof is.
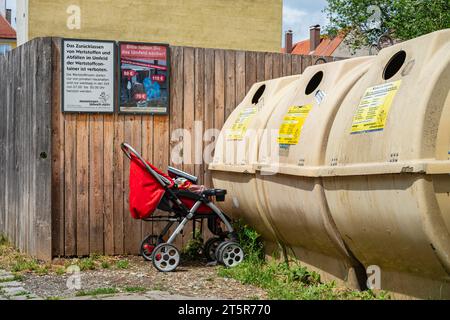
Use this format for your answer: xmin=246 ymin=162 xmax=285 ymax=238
xmin=285 ymin=35 xmax=345 ymax=56
xmin=0 ymin=15 xmax=16 ymax=39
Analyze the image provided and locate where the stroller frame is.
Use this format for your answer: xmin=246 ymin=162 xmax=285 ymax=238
xmin=121 ymin=143 xmax=243 ymax=272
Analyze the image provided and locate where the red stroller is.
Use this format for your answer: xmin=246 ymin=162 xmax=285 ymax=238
xmin=121 ymin=143 xmax=244 ymax=272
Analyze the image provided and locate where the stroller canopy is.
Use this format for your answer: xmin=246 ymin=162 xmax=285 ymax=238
xmin=129 ymin=154 xmax=174 ymax=219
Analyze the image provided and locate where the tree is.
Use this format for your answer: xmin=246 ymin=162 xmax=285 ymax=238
xmin=324 ymin=0 xmax=450 ymax=50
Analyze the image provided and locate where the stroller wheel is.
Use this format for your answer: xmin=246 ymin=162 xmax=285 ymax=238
xmin=140 ymin=235 xmax=161 ymax=261
xmin=217 ymin=241 xmax=244 ymax=268
xmin=204 ymin=237 xmax=222 ymax=262
xmin=152 ymin=244 xmax=180 ymax=272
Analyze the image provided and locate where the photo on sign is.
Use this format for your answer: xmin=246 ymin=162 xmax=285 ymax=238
xmin=62 ymin=39 xmax=116 ymax=113
xmin=119 ymin=42 xmax=170 ymax=114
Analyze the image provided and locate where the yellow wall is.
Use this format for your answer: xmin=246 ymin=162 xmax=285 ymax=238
xmin=26 ymin=0 xmax=282 ymax=52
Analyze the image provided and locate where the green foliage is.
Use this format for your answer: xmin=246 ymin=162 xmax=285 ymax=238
xmin=219 ymin=222 xmax=390 ymax=300
xmin=0 ymin=234 xmax=9 ymax=246
xmin=232 ymin=220 xmax=265 ymax=262
xmin=75 ymin=287 xmax=119 ymax=297
xmin=115 ymin=259 xmax=130 ymax=269
xmin=182 ymin=231 xmax=204 ymax=260
xmin=324 ymin=0 xmax=450 ymax=50
xmin=78 ymin=258 xmax=96 ymax=271
xmin=124 ymin=286 xmax=147 ymax=293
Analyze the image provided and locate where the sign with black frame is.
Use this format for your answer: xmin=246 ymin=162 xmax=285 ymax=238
xmin=62 ymin=39 xmax=116 ymax=113
xmin=118 ymin=42 xmax=170 ymax=115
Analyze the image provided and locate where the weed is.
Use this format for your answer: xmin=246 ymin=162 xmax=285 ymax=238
xmin=75 ymin=287 xmax=119 ymax=297
xmin=101 ymin=261 xmax=110 ymax=269
xmin=124 ymin=286 xmax=147 ymax=293
xmin=46 ymin=296 xmax=61 ymax=300
xmin=78 ymin=258 xmax=96 ymax=271
xmin=13 ymin=291 xmax=30 ymax=297
xmin=55 ymin=267 xmax=66 ymax=276
xmin=218 ymin=221 xmax=390 ymax=300
xmin=0 ymin=234 xmax=9 ymax=246
xmin=115 ymin=259 xmax=129 ymax=269
xmin=182 ymin=231 xmax=204 ymax=260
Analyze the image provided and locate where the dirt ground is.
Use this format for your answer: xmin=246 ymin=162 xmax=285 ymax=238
xmin=19 ymin=256 xmax=267 ymax=300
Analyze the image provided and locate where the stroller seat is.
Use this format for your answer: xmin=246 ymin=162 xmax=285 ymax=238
xmin=121 ymin=142 xmax=243 ymax=273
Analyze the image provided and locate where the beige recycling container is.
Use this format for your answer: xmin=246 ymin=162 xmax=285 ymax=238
xmin=256 ymin=57 xmax=374 ymax=287
xmin=323 ymin=29 xmax=450 ymax=298
xmin=210 ymin=76 xmax=299 ymax=248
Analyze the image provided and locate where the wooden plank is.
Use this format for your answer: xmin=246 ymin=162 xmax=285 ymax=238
xmin=152 ymin=115 xmax=170 ymax=242
xmin=302 ymin=55 xmax=313 ymax=72
xmin=76 ymin=114 xmax=89 ymax=256
xmin=235 ymin=51 xmax=246 ymax=104
xmin=272 ymin=53 xmax=283 ymax=79
xmin=141 ymin=114 xmax=154 ymax=242
xmin=282 ymin=54 xmax=292 ymax=76
xmin=264 ymin=52 xmax=273 ymax=81
xmin=123 ymin=115 xmax=142 ymax=254
xmin=194 ymin=48 xmax=205 ymax=184
xmin=182 ymin=47 xmax=195 ymax=247
xmin=0 ymin=54 xmax=6 ymax=236
xmin=224 ymin=50 xmax=236 ymax=120
xmin=103 ymin=114 xmax=115 ymax=255
xmin=169 ymin=46 xmax=184 ymax=173
xmin=51 ymin=38 xmax=65 ymax=257
xmin=245 ymin=51 xmax=257 ymax=92
xmin=183 ymin=47 xmax=195 ymax=177
xmin=113 ymin=114 xmax=125 ymax=254
xmin=64 ymin=117 xmax=77 ymax=256
xmin=165 ymin=46 xmax=184 ymax=246
xmin=291 ymin=54 xmax=303 ymax=75
xmin=33 ymin=38 xmax=53 ymax=260
xmin=11 ymin=44 xmax=21 ymax=249
xmin=89 ymin=114 xmax=105 ymax=254
xmin=4 ymin=48 xmax=15 ymax=247
xmin=214 ymin=50 xmax=225 ymax=133
xmin=203 ymin=48 xmax=215 ymax=188
xmin=256 ymin=52 xmax=265 ymax=83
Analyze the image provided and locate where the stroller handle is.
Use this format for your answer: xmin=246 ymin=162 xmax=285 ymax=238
xmin=121 ymin=142 xmax=172 ymax=187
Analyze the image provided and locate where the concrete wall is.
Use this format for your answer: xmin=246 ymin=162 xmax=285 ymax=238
xmin=17 ymin=0 xmax=282 ymax=52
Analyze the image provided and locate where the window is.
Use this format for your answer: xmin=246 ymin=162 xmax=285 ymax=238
xmin=0 ymin=44 xmax=12 ymax=55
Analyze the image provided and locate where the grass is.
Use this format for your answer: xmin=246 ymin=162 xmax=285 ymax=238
xmin=217 ymin=221 xmax=391 ymax=300
xmin=75 ymin=287 xmax=119 ymax=297
xmin=124 ymin=286 xmax=147 ymax=293
xmin=115 ymin=259 xmax=130 ymax=269
xmin=0 ymin=235 xmax=134 ymax=276
xmin=13 ymin=291 xmax=30 ymax=297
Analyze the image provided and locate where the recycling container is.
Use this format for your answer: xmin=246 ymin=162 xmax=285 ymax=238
xmin=323 ymin=29 xmax=450 ymax=298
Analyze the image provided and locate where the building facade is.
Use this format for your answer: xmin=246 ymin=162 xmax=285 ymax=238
xmin=0 ymin=8 xmax=16 ymax=55
xmin=16 ymin=0 xmax=282 ymax=52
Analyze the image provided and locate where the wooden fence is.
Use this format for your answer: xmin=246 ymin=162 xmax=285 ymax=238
xmin=1 ymin=37 xmax=337 ymax=259
xmin=0 ymin=38 xmax=53 ymax=260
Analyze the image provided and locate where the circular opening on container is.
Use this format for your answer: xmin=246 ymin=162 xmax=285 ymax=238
xmin=305 ymin=71 xmax=323 ymax=95
xmin=383 ymin=50 xmax=406 ymax=80
xmin=252 ymin=85 xmax=266 ymax=104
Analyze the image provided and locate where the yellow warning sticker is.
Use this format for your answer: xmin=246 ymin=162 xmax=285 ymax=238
xmin=277 ymin=105 xmax=312 ymax=145
xmin=227 ymin=106 xmax=258 ymax=140
xmin=350 ymin=80 xmax=402 ymax=134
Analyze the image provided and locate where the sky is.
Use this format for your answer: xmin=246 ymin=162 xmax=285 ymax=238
xmin=5 ymin=0 xmax=329 ymax=45
xmin=283 ymin=0 xmax=329 ymax=46
xmin=4 ymin=0 xmax=16 ymax=28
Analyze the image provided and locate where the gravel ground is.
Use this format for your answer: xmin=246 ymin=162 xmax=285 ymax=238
xmin=21 ymin=256 xmax=267 ymax=300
